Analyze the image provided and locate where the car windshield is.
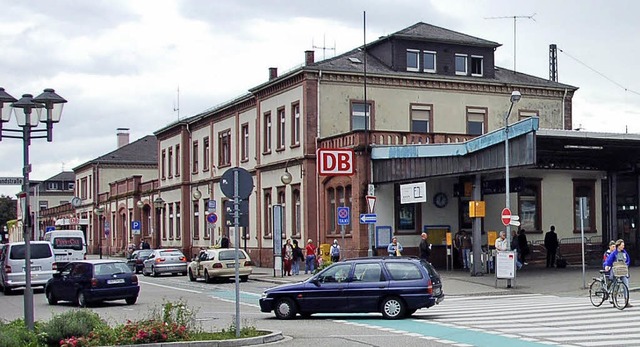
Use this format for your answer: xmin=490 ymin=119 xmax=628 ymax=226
xmin=10 ymin=244 xmax=52 ymax=259
xmin=94 ymin=262 xmax=131 ymax=275
xmin=218 ymin=250 xmax=246 ymax=261
xmin=137 ymin=250 xmax=153 ymax=257
xmin=53 ymin=237 xmax=84 ymax=251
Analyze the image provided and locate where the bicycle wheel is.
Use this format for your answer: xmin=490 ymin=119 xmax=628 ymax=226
xmin=613 ymin=280 xmax=629 ymax=310
xmin=589 ymin=279 xmax=606 ymax=307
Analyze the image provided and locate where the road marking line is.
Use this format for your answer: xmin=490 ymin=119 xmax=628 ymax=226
xmin=140 ymin=281 xmax=202 ymax=294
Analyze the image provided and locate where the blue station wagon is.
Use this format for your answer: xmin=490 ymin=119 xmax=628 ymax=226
xmin=259 ymin=257 xmax=444 ymax=319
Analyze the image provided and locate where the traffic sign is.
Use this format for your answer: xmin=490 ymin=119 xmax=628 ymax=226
xmin=366 ymin=195 xmax=376 ymax=213
xmin=131 ymin=220 xmax=141 ymax=235
xmin=220 ymin=167 xmax=254 ymax=199
xmin=501 ymin=208 xmax=512 ymax=226
xmin=0 ymin=177 xmax=23 ymax=185
xmin=359 ymin=213 xmax=377 ymax=224
xmin=206 ymin=212 xmax=218 ymax=224
xmin=337 ymin=207 xmax=350 ymax=225
xmin=207 ymin=200 xmax=216 ymax=212
xmin=45 ymin=226 xmax=55 ymax=233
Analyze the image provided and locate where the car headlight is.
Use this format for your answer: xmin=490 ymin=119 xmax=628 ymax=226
xmin=261 ymin=292 xmax=268 ymax=299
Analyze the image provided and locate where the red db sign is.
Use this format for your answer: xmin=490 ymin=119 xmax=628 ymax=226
xmin=318 ymin=148 xmax=355 ymax=176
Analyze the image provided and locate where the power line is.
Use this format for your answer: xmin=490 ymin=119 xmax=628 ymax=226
xmin=558 ymin=48 xmax=640 ymax=97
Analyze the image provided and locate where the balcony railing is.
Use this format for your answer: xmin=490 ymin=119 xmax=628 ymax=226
xmin=318 ymin=130 xmax=475 ymax=149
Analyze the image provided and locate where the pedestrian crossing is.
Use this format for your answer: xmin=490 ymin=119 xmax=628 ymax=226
xmin=342 ymin=294 xmax=639 ymax=346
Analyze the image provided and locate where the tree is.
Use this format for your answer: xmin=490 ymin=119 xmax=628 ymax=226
xmin=0 ymin=195 xmax=17 ymax=231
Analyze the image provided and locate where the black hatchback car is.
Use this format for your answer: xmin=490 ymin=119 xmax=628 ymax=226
xmin=127 ymin=249 xmax=154 ymax=274
xmin=259 ymin=257 xmax=444 ymax=319
xmin=45 ymin=259 xmax=139 ymax=307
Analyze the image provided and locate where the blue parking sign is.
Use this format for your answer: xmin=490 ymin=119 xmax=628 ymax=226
xmin=337 ymin=207 xmax=350 ymax=225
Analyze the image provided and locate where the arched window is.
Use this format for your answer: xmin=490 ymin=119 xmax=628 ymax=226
xmin=264 ymin=190 xmax=272 ymax=237
xmin=328 ymin=188 xmax=336 ymax=233
xmin=293 ymin=188 xmax=301 ymax=237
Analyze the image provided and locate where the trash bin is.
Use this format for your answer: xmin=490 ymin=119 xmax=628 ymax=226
xmin=319 ymin=243 xmax=331 ymax=264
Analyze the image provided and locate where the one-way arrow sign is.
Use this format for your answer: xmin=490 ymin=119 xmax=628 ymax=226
xmin=359 ymin=213 xmax=377 ymax=224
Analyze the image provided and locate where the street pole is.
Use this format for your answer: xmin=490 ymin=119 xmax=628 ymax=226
xmin=504 ymin=91 xmax=521 ymax=288
xmin=22 ymin=122 xmax=34 ymax=331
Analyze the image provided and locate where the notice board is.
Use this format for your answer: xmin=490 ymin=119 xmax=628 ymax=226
xmin=496 ymin=251 xmax=516 ymax=279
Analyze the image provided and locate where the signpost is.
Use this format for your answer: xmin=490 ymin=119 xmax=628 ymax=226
xmin=501 ymin=208 xmax=512 ymax=226
xmin=0 ymin=177 xmax=23 ymax=185
xmin=359 ymin=213 xmax=377 ymax=224
xmin=131 ymin=221 xmax=141 ymax=235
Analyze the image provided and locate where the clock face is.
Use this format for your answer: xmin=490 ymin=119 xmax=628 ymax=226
xmin=71 ymin=197 xmax=82 ymax=207
xmin=433 ymin=193 xmax=448 ymax=208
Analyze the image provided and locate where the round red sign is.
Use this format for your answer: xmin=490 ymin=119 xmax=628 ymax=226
xmin=501 ymin=208 xmax=511 ymax=226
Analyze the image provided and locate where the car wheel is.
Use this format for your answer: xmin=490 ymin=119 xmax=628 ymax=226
xmin=152 ymin=266 xmax=158 ymax=277
xmin=188 ymin=269 xmax=196 ymax=282
xmin=46 ymin=289 xmax=57 ymax=305
xmin=142 ymin=267 xmax=149 ymax=276
xmin=125 ymin=297 xmax=137 ymax=305
xmin=204 ymin=270 xmax=212 ymax=283
xmin=274 ymin=297 xmax=297 ymax=320
xmin=77 ymin=291 xmax=88 ymax=308
xmin=381 ymin=296 xmax=405 ymax=319
xmin=240 ymin=275 xmax=249 ymax=282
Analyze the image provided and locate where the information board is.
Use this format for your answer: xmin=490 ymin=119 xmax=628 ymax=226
xmin=496 ymin=251 xmax=516 ymax=279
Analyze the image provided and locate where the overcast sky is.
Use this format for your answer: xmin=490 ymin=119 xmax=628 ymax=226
xmin=1 ymin=0 xmax=639 ymax=197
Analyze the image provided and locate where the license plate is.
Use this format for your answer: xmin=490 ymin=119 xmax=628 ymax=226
xmin=23 ymin=266 xmax=41 ymax=271
xmin=226 ymin=264 xmax=235 ymax=268
xmin=107 ymin=279 xmax=125 ymax=284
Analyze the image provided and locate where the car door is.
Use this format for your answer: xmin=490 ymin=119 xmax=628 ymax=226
xmin=52 ymin=263 xmax=75 ymax=301
xmin=346 ymin=262 xmax=388 ymax=312
xmin=299 ymin=263 xmax=352 ymax=313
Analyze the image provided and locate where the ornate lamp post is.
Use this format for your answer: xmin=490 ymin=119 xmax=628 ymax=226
xmin=0 ymin=87 xmax=66 ymax=331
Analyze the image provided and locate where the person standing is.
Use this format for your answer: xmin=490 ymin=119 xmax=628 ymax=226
xmin=330 ymin=239 xmax=341 ymax=263
xmin=292 ymin=239 xmax=303 ymax=275
xmin=305 ymin=239 xmax=317 ymax=274
xmin=518 ymin=229 xmax=530 ymax=266
xmin=282 ymin=239 xmax=293 ymax=276
xmin=419 ymin=232 xmax=431 ymax=262
xmin=387 ymin=237 xmax=403 ymax=256
xmin=460 ymin=231 xmax=472 ymax=270
xmin=544 ymin=225 xmax=559 ymax=268
xmin=220 ymin=234 xmax=230 ymax=248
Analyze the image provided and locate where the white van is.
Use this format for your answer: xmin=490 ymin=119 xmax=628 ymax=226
xmin=0 ymin=241 xmax=56 ymax=294
xmin=43 ymin=230 xmax=87 ymax=268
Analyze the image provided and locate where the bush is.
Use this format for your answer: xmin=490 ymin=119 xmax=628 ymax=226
xmin=39 ymin=310 xmax=108 ymax=346
xmin=0 ymin=319 xmax=40 ymax=347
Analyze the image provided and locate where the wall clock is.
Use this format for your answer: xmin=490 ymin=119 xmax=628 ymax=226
xmin=433 ymin=192 xmax=448 ymax=208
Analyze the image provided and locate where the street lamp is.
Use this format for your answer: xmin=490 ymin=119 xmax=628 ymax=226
xmin=0 ymin=87 xmax=66 ymax=331
xmin=280 ymin=158 xmax=303 ymax=185
xmin=504 ymin=91 xmax=521 ymax=249
xmin=153 ymin=196 xmax=165 ymax=248
xmin=94 ymin=207 xmax=105 ymax=259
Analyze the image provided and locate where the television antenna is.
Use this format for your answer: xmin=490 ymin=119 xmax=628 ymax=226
xmin=485 ymin=13 xmax=536 ymax=73
xmin=173 ymin=86 xmax=180 ymax=120
xmin=312 ymin=35 xmax=336 ymax=60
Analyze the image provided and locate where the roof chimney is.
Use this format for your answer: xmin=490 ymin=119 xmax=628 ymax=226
xmin=269 ymin=67 xmax=278 ymax=80
xmin=305 ymin=50 xmax=315 ymax=66
xmin=117 ymin=128 xmax=130 ymax=148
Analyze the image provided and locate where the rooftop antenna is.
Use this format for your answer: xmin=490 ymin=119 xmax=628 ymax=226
xmin=485 ymin=13 xmax=536 ymax=73
xmin=61 ymin=162 xmax=65 ymax=171
xmin=312 ymin=34 xmax=336 ymax=60
xmin=173 ymin=86 xmax=180 ymax=120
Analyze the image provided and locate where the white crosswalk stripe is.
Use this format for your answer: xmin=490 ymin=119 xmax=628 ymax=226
xmin=421 ymin=294 xmax=638 ymax=346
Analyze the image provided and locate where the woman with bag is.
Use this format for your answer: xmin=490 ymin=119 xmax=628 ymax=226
xmin=604 ymin=239 xmax=632 ymax=307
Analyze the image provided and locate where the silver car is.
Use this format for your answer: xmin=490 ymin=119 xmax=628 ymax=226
xmin=142 ymin=249 xmax=188 ymax=277
xmin=1 ymin=241 xmax=56 ymax=294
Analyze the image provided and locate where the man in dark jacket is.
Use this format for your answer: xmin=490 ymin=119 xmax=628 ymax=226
xmin=419 ymin=232 xmax=431 ymax=262
xmin=544 ymin=225 xmax=559 ymax=268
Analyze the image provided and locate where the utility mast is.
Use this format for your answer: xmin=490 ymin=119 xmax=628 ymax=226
xmin=485 ymin=14 xmax=536 ymax=73
xmin=173 ymin=86 xmax=180 ymax=120
xmin=312 ymin=35 xmax=336 ymax=61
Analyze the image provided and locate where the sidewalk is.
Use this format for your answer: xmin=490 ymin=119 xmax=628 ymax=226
xmin=251 ymin=264 xmax=640 ymax=297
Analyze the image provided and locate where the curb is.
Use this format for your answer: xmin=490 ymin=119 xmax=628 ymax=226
xmin=115 ymin=330 xmax=284 ymax=347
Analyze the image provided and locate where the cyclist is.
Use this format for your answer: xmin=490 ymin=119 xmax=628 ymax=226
xmin=604 ymin=239 xmax=632 ymax=306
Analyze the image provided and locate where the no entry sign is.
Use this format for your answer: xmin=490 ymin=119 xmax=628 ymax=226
xmin=501 ymin=208 xmax=512 ymax=226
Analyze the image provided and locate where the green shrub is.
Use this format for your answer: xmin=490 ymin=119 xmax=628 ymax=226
xmin=0 ymin=319 xmax=40 ymax=347
xmin=39 ymin=309 xmax=108 ymax=346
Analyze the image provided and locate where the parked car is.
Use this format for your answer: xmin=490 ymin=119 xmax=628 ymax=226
xmin=45 ymin=259 xmax=139 ymax=307
xmin=259 ymin=256 xmax=444 ymax=319
xmin=187 ymin=248 xmax=253 ymax=283
xmin=1 ymin=241 xmax=56 ymax=294
xmin=127 ymin=249 xmax=154 ymax=274
xmin=43 ymin=229 xmax=87 ymax=269
xmin=142 ymin=249 xmax=188 ymax=277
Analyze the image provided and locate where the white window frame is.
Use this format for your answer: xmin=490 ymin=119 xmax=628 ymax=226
xmin=455 ymin=54 xmax=468 ymax=76
xmin=406 ymin=49 xmax=420 ymax=72
xmin=423 ymin=51 xmax=436 ymax=73
xmin=471 ymin=55 xmax=483 ymax=77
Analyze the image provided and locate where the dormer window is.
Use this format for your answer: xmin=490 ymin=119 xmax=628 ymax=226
xmin=471 ymin=55 xmax=483 ymax=76
xmin=406 ymin=49 xmax=419 ymax=72
xmin=423 ymin=51 xmax=436 ymax=73
xmin=455 ymin=54 xmax=468 ymax=75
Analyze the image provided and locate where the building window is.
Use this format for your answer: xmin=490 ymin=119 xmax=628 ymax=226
xmin=192 ymin=141 xmax=199 ymax=173
xmin=67 ymin=182 xmax=75 ymax=190
xmin=574 ymin=179 xmax=596 ymax=233
xmin=278 ymin=188 xmax=286 ymax=238
xmin=291 ymin=103 xmax=300 ymax=146
xmin=203 ymin=136 xmax=210 ymax=171
xmin=406 ymin=49 xmax=419 ymax=72
xmin=518 ymin=110 xmax=539 ymax=120
xmin=193 ymin=202 xmax=199 ymax=240
xmin=168 ymin=204 xmax=174 ymax=240
xmin=292 ymin=186 xmax=301 ymax=237
xmin=410 ymin=104 xmax=432 ymax=133
xmin=241 ymin=123 xmax=249 ymax=162
xmin=175 ymin=144 xmax=180 ymax=177
xmin=39 ymin=201 xmax=48 ymax=210
xmin=423 ymin=51 xmax=436 ymax=73
xmin=277 ymin=107 xmax=286 ymax=150
xmin=394 ymin=184 xmax=420 ymax=234
xmin=327 ymin=188 xmax=336 ymax=233
xmin=351 ymin=101 xmax=371 ymax=131
xmin=168 ymin=147 xmax=173 ymax=177
xmin=47 ymin=182 xmax=57 ymax=190
xmin=264 ymin=190 xmax=272 ymax=237
xmin=161 ymin=149 xmax=166 ymax=179
xmin=471 ymin=55 xmax=483 ymax=76
xmin=518 ymin=180 xmax=541 ymax=232
xmin=175 ymin=203 xmax=181 ymax=240
xmin=466 ymin=107 xmax=487 ymax=135
xmin=455 ymin=54 xmax=468 ymax=75
xmin=219 ymin=129 xmax=231 ymax=167
xmin=80 ymin=178 xmax=87 ymax=199
xmin=263 ymin=112 xmax=272 ymax=153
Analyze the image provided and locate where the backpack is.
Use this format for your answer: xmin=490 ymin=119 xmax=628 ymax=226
xmin=330 ymin=244 xmax=340 ymax=256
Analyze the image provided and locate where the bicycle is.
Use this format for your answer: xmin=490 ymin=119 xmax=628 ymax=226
xmin=589 ymin=268 xmax=629 ymax=310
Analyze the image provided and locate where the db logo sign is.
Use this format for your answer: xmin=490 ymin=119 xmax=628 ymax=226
xmin=317 ymin=148 xmax=355 ymax=176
